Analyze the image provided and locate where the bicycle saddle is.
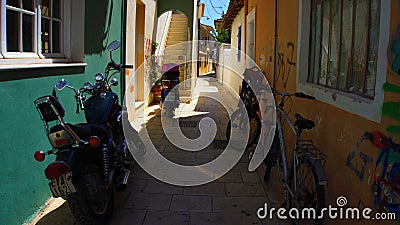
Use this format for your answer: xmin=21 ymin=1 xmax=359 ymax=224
xmin=294 ymin=113 xmax=315 ymax=131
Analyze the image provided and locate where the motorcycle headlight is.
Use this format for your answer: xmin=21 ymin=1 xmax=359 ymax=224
xmin=95 ymin=73 xmax=104 ymax=82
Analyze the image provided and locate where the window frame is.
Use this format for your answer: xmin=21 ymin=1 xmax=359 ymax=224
xmin=297 ymin=0 xmax=390 ymax=122
xmin=40 ymin=0 xmax=65 ymax=58
xmin=307 ymin=0 xmax=380 ymax=99
xmin=0 ymin=0 xmax=70 ymax=61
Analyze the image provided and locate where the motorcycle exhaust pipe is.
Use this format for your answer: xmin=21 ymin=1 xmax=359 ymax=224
xmin=116 ymin=169 xmax=131 ymax=192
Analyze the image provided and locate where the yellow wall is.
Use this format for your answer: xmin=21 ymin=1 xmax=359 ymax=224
xmin=247 ymin=0 xmax=400 ymax=222
xmin=199 ymin=27 xmax=214 ymax=75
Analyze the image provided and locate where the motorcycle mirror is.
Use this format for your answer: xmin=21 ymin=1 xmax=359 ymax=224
xmin=95 ymin=73 xmax=104 ymax=82
xmin=55 ymin=79 xmax=68 ymax=91
xmin=110 ymin=78 xmax=118 ymax=86
xmin=83 ymin=82 xmax=94 ymax=90
xmin=107 ymin=40 xmax=120 ymax=52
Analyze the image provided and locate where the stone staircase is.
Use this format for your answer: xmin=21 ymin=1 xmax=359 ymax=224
xmin=163 ymin=12 xmax=190 ymax=97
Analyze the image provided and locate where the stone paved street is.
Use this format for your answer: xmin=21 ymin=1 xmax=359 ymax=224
xmin=32 ymin=76 xmax=290 ymax=225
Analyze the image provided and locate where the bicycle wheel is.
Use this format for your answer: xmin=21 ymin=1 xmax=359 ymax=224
xmin=226 ymin=108 xmax=261 ymax=148
xmin=288 ymin=156 xmax=325 ymax=225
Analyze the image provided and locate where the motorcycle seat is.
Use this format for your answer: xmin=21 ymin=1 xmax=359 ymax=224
xmin=50 ymin=123 xmax=110 ymax=144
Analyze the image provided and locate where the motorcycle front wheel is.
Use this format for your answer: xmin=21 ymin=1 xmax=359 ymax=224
xmin=67 ymin=163 xmax=114 ymax=225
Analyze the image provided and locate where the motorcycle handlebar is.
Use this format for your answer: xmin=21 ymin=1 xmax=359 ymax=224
xmin=109 ymin=62 xmax=133 ymax=71
xmin=121 ymin=65 xmax=133 ymax=69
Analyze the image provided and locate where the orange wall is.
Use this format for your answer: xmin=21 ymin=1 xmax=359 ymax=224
xmin=247 ymin=0 xmax=400 ymax=223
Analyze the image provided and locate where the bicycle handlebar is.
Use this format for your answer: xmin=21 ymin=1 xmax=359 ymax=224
xmin=270 ymin=88 xmax=316 ymax=100
xmin=294 ymin=92 xmax=316 ymax=100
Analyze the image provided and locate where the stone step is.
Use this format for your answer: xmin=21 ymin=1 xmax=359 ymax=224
xmin=168 ymin=29 xmax=187 ymax=33
xmin=171 ymin=14 xmax=187 ymax=18
xmin=169 ymin=24 xmax=188 ymax=28
xmin=163 ymin=51 xmax=187 ymax=56
xmin=167 ymin=39 xmax=187 ymax=43
xmin=167 ymin=35 xmax=188 ymax=40
xmin=171 ymin=20 xmax=187 ymax=24
xmin=170 ymin=19 xmax=187 ymax=23
xmin=166 ymin=41 xmax=187 ymax=46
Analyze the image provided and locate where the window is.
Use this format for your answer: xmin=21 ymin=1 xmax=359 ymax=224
xmin=308 ymin=0 xmax=380 ymax=98
xmin=1 ymin=0 xmax=71 ymax=60
xmin=41 ymin=0 xmax=62 ymax=55
xmin=4 ymin=0 xmax=36 ymax=55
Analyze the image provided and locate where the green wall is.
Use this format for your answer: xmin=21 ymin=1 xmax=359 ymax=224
xmin=157 ymin=0 xmax=194 ymax=38
xmin=0 ymin=0 xmax=123 ymax=224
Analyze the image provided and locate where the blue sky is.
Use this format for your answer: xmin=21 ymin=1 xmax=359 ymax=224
xmin=200 ymin=0 xmax=230 ymax=30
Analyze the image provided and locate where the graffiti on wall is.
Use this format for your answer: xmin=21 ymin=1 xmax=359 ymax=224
xmin=275 ymin=42 xmax=296 ymax=88
xmin=370 ymin=132 xmax=400 ymax=215
xmin=346 ymin=131 xmax=400 ymax=216
xmin=144 ymin=37 xmax=152 ymax=76
xmin=258 ymin=41 xmax=296 ymax=89
xmin=345 ymin=132 xmax=373 ymax=181
xmin=382 ymin=82 xmax=400 ymax=136
xmin=389 ymin=25 xmax=400 ymax=75
xmin=345 ymin=82 xmax=400 ymax=216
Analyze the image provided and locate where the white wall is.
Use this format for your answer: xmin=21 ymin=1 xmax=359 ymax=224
xmin=217 ymin=8 xmax=246 ymax=95
xmin=125 ymin=0 xmax=157 ymax=121
xmin=155 ymin=11 xmax=172 ymax=55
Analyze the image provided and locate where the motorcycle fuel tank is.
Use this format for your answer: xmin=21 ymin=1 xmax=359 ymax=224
xmin=84 ymin=92 xmax=118 ymax=125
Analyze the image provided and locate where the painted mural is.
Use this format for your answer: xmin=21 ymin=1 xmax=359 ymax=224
xmin=382 ymin=82 xmax=400 ymax=136
xmin=346 ymin=131 xmax=400 ymax=218
xmin=346 ymin=82 xmax=400 ymax=218
xmin=370 ymin=132 xmax=400 ymax=216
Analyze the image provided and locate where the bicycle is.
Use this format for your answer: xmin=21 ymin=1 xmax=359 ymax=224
xmin=265 ymin=88 xmax=328 ymax=225
xmin=225 ymin=67 xmax=328 ymax=224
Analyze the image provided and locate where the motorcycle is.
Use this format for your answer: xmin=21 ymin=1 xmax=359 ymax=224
xmin=33 ymin=40 xmax=134 ymax=225
xmin=160 ymin=63 xmax=180 ymax=117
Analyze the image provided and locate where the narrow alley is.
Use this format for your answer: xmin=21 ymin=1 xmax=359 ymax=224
xmin=31 ymin=75 xmax=289 ymax=225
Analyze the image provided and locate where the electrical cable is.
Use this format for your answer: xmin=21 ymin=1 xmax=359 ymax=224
xmin=216 ymin=0 xmax=227 ymax=8
xmin=207 ymin=0 xmax=223 ymax=15
xmin=204 ymin=1 xmax=214 ymax=21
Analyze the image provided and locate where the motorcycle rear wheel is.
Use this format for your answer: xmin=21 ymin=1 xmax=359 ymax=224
xmin=67 ymin=163 xmax=114 ymax=225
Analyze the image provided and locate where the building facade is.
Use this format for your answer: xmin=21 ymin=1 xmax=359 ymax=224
xmin=0 ymin=0 xmax=199 ymax=224
xmin=199 ymin=23 xmax=216 ymax=75
xmin=220 ymin=0 xmax=400 ymax=222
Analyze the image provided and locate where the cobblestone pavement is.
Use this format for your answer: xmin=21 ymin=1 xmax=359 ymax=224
xmin=32 ymin=76 xmax=290 ymax=225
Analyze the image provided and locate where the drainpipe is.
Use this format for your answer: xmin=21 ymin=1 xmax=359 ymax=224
xmin=272 ymin=0 xmax=277 ymax=89
xmin=120 ymin=0 xmax=128 ymax=101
